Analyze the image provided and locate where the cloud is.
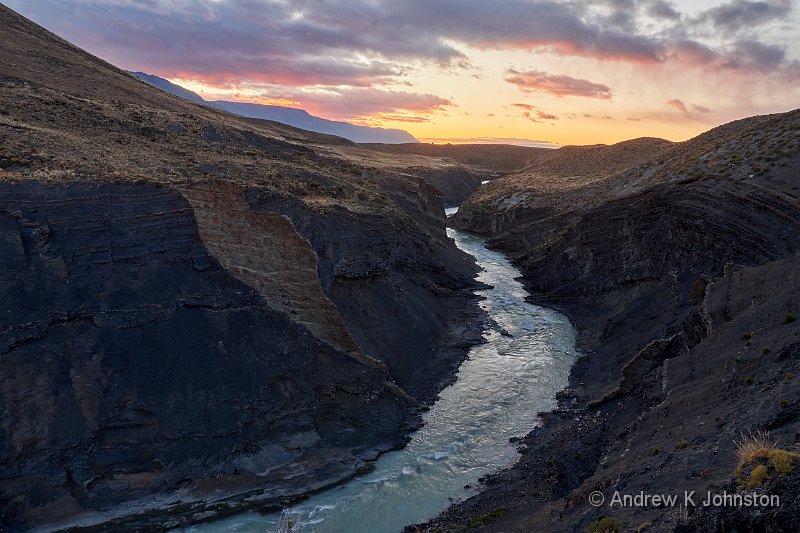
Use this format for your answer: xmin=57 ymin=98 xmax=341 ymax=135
xmin=10 ymin=0 xmax=798 ymax=88
xmin=417 ymin=136 xmax=559 ymax=148
xmin=723 ymin=40 xmax=787 ymax=70
xmin=667 ymin=99 xmax=717 ymax=114
xmin=5 ymin=0 xmax=799 ymax=125
xmin=699 ymin=0 xmax=792 ymax=33
xmin=664 ymin=38 xmax=796 ymax=76
xmin=4 ymin=0 xmax=668 ymax=88
xmin=511 ymin=103 xmax=559 ymax=122
xmin=645 ymin=0 xmax=681 ymax=21
xmin=505 ymin=69 xmax=613 ymax=99
xmin=264 ymin=87 xmax=452 ymax=121
xmin=666 ymin=98 xmax=688 ymax=113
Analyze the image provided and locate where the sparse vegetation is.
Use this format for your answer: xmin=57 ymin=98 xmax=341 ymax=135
xmin=779 ymin=399 xmax=790 ymax=409
xmin=742 ymin=332 xmax=754 ymax=341
xmin=735 ymin=431 xmax=800 ymax=488
xmin=786 ymin=313 xmax=796 ymax=324
xmin=744 ymin=376 xmax=753 ymax=385
xmin=467 ymin=507 xmax=507 ymax=529
xmin=675 ymin=440 xmax=689 ymax=450
xmin=762 ymin=346 xmax=771 ymax=354
xmin=586 ymin=517 xmax=621 ymax=533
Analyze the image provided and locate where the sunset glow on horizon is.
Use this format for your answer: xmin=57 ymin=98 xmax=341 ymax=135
xmin=9 ymin=0 xmax=800 ymax=146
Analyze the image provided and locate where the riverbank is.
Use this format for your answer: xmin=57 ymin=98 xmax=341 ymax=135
xmin=415 ymin=110 xmax=800 ymax=532
xmin=188 ymin=227 xmax=579 ymax=532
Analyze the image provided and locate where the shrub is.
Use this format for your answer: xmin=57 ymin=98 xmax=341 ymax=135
xmin=762 ymin=346 xmax=772 ymax=354
xmin=786 ymin=313 xmax=796 ymax=324
xmin=735 ymin=431 xmax=800 ymax=487
xmin=742 ymin=332 xmax=754 ymax=341
xmin=779 ymin=399 xmax=790 ymax=409
xmin=748 ymin=465 xmax=770 ymax=488
xmin=587 ymin=517 xmax=621 ymax=533
xmin=675 ymin=440 xmax=689 ymax=450
xmin=770 ymin=449 xmax=799 ymax=475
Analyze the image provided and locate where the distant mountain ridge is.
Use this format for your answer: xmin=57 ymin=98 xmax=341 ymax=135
xmin=131 ymin=71 xmax=418 ymax=144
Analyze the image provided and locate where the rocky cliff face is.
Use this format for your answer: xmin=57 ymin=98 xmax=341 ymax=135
xmin=0 ymin=181 xmax=422 ymax=528
xmin=0 ymin=5 xmax=485 ymax=530
xmin=423 ymin=110 xmax=800 ymax=532
xmin=245 ymin=175 xmax=485 ymax=402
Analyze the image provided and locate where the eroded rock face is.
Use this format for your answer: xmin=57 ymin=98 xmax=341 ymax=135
xmin=0 ymin=181 xmax=416 ymax=529
xmin=245 ymin=177 xmax=485 ymax=403
xmin=181 ymin=183 xmax=370 ymax=362
xmin=411 ymin=168 xmax=484 ymax=207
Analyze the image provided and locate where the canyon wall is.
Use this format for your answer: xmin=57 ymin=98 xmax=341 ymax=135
xmin=424 ymin=111 xmax=800 ymax=532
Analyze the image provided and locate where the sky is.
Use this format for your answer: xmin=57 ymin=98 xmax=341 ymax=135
xmin=6 ymin=0 xmax=800 ymax=146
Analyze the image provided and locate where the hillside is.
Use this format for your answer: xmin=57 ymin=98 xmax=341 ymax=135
xmin=0 ymin=4 xmax=487 ymax=530
xmin=465 ymin=136 xmax=674 ymax=204
xmin=361 ymin=142 xmax=552 ymax=174
xmin=130 ymin=71 xmax=206 ymax=103
xmin=422 ymin=110 xmax=800 ymax=532
xmin=132 ymin=71 xmax=418 ymax=144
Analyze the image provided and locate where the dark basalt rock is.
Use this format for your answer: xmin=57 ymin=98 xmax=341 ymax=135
xmin=0 ymin=181 xmax=416 ymax=530
xmin=412 ymin=168 xmax=484 ymax=207
xmin=245 ymin=183 xmax=486 ymax=404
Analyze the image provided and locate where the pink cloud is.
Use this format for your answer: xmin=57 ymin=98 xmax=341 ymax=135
xmin=511 ymin=103 xmax=559 ymax=122
xmin=505 ymin=69 xmax=613 ymax=99
xmin=206 ymin=86 xmax=450 ymax=122
xmin=666 ymin=99 xmax=688 ymax=113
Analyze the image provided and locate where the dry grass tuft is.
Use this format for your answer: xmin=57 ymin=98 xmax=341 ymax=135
xmin=734 ymin=430 xmax=799 ymax=487
xmin=735 ymin=430 xmax=777 ymax=470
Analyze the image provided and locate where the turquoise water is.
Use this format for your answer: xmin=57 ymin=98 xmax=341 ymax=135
xmin=193 ymin=222 xmax=578 ymax=533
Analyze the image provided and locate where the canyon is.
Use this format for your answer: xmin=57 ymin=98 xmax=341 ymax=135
xmin=419 ymin=110 xmax=800 ymax=532
xmin=1 ymin=3 xmax=799 ymax=532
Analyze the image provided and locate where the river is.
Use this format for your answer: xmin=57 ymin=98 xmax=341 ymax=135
xmin=193 ymin=209 xmax=578 ymax=532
